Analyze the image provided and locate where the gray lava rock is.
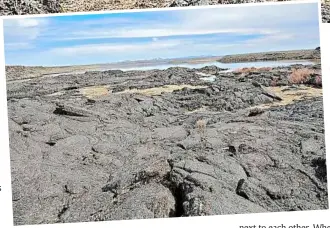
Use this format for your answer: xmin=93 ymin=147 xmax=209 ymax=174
xmin=322 ymin=3 xmax=330 ymax=23
xmin=6 ymin=64 xmax=328 ymax=225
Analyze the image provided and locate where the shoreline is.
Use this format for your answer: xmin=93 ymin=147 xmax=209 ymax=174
xmin=5 ymin=59 xmax=316 ymax=83
xmin=218 ymin=48 xmax=321 ymax=63
xmin=5 ymin=48 xmax=320 ymax=82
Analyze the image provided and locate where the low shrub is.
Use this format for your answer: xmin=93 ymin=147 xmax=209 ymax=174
xmin=288 ymin=68 xmax=322 ymax=87
xmin=288 ymin=68 xmax=315 ymax=84
xmin=234 ymin=67 xmax=272 ymax=74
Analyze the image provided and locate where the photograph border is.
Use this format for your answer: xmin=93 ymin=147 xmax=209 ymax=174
xmin=0 ymin=0 xmax=329 ymax=227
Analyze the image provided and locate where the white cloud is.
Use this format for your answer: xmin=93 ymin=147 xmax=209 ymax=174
xmin=4 ymin=42 xmax=34 ymax=51
xmin=48 ymin=39 xmax=183 ymax=56
xmin=3 ymin=2 xmax=319 ymax=66
xmin=242 ymin=33 xmax=296 ymax=47
xmin=4 ymin=18 xmax=49 ymax=48
xmin=56 ymin=27 xmax=279 ymax=41
xmin=3 ymin=3 xmax=318 ymax=44
xmin=45 ymin=31 xmax=298 ymax=60
xmin=17 ymin=18 xmax=42 ymax=27
xmin=4 ymin=18 xmax=46 ymax=28
xmin=40 ymin=3 xmax=317 ymax=41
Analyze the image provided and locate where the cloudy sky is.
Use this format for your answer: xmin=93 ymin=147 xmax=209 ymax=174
xmin=3 ymin=2 xmax=320 ymax=66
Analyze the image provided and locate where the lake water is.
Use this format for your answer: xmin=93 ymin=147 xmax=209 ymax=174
xmin=7 ymin=59 xmax=316 ymax=84
xmin=114 ymin=60 xmax=316 ymax=72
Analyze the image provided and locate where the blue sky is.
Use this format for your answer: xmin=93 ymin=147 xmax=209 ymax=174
xmin=3 ymin=2 xmax=320 ymax=66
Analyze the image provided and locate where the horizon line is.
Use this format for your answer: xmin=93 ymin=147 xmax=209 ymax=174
xmin=5 ymin=47 xmax=318 ymax=68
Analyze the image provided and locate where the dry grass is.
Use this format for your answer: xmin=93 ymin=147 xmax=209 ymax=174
xmin=78 ymin=84 xmax=207 ymax=98
xmin=233 ymin=67 xmax=273 ymax=73
xmin=196 ymin=119 xmax=206 ymax=135
xmin=6 ymin=65 xmax=104 ymax=81
xmin=80 ymin=85 xmax=110 ymax=98
xmin=196 ymin=119 xmax=207 ymax=148
xmin=288 ymin=68 xmax=316 ymax=84
xmin=116 ymin=85 xmax=207 ymax=96
xmin=255 ymin=85 xmax=322 ymax=109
